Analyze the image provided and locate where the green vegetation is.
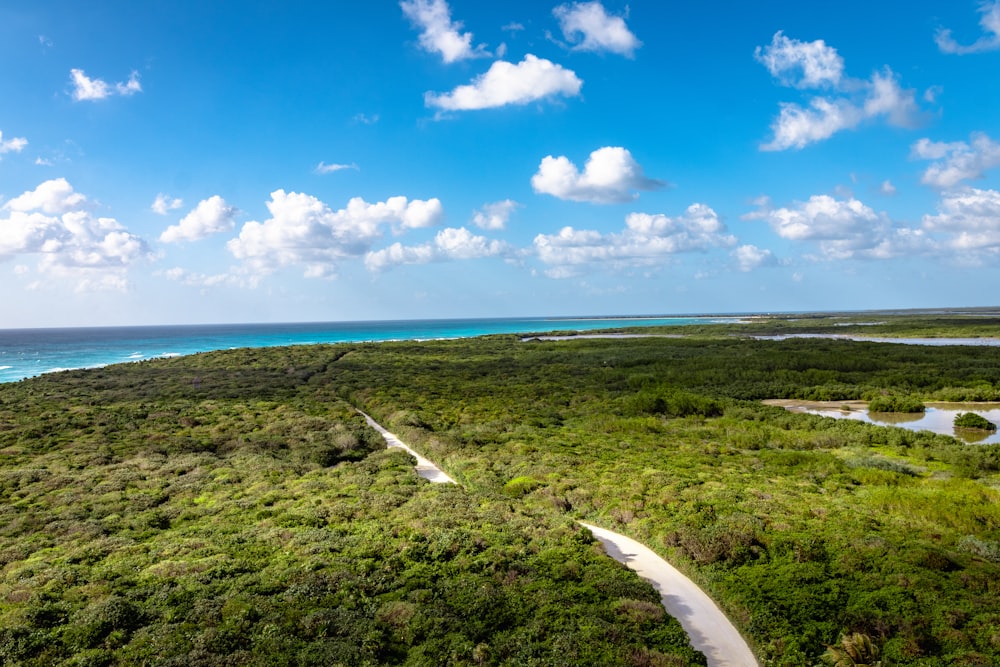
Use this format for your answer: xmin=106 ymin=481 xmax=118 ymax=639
xmin=0 ymin=358 xmax=703 ymax=666
xmin=3 ymin=312 xmax=1000 ymax=666
xmin=954 ymin=412 xmax=997 ymax=431
xmin=866 ymin=394 xmax=925 ymax=413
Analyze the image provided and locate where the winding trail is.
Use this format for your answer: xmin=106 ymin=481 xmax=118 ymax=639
xmin=359 ymin=412 xmax=456 ymax=484
xmin=360 ymin=411 xmax=758 ymax=666
xmin=580 ymin=522 xmax=758 ymax=667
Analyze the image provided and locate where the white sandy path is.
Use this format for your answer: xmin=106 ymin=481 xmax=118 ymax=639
xmin=359 ymin=411 xmax=757 ymax=666
xmin=359 ymin=411 xmax=456 ymax=484
xmin=580 ymin=522 xmax=758 ymax=667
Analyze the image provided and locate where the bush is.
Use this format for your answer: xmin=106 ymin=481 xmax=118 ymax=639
xmin=867 ymin=394 xmax=925 ymax=413
xmin=954 ymin=412 xmax=997 ymax=431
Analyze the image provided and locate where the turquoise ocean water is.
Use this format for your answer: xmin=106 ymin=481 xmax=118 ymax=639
xmin=0 ymin=316 xmax=736 ymax=384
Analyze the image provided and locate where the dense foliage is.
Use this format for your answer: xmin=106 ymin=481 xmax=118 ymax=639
xmin=0 ymin=358 xmax=703 ymax=666
xmin=330 ymin=332 xmax=1000 ymax=665
xmin=3 ymin=314 xmax=1000 ymax=666
xmin=954 ymin=412 xmax=998 ymax=432
xmin=866 ymin=394 xmax=926 ymax=413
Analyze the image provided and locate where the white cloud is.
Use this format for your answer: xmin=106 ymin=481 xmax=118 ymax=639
xmin=365 ymin=227 xmax=510 ymax=271
xmin=400 ymin=0 xmax=487 ymax=63
xmin=0 ymin=179 xmax=150 ymax=290
xmin=227 ymin=190 xmax=444 ymax=278
xmin=425 ymin=54 xmax=582 ymax=111
xmin=553 ymin=1 xmax=641 ymax=57
xmin=353 ymin=113 xmax=379 ymax=125
xmin=757 ymin=31 xmax=921 ymax=151
xmin=936 ymin=1 xmax=1000 ymax=54
xmin=751 ymin=193 xmax=927 ymax=260
xmin=911 ymin=132 xmax=1000 ymax=189
xmin=923 ymin=187 xmax=1000 ymax=231
xmin=880 ymin=180 xmax=897 ymax=196
xmin=151 ymin=193 xmax=183 ymax=215
xmin=160 ymin=196 xmax=238 ymax=243
xmin=472 ymin=199 xmax=520 ymax=230
xmin=160 ymin=266 xmax=258 ymax=289
xmin=732 ymin=244 xmax=777 ymax=272
xmin=5 ymin=177 xmax=86 ymax=214
xmin=921 ymin=188 xmax=1000 ymax=258
xmin=762 ymin=98 xmax=862 ymax=151
xmin=863 ymin=69 xmax=920 ymax=127
xmin=754 ymin=31 xmax=844 ymax=88
xmin=70 ymin=69 xmax=142 ymax=101
xmin=0 ymin=131 xmax=28 ymax=157
xmin=531 ymin=146 xmax=665 ymax=204
xmin=315 ymin=161 xmax=359 ymax=174
xmin=533 ymin=203 xmax=736 ymax=276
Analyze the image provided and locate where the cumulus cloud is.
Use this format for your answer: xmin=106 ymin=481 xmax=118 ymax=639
xmin=425 ymin=54 xmax=582 ymax=111
xmin=531 ymin=147 xmax=665 ymax=204
xmin=159 ymin=196 xmax=238 ymax=243
xmin=754 ymin=31 xmax=844 ymax=88
xmin=553 ymin=1 xmax=641 ymax=57
xmin=880 ymin=180 xmax=897 ymax=196
xmin=151 ymin=193 xmax=183 ymax=215
xmin=472 ymin=199 xmax=520 ymax=230
xmin=5 ymin=177 xmax=86 ymax=214
xmin=70 ymin=69 xmax=142 ymax=101
xmin=921 ymin=187 xmax=1000 ymax=257
xmin=533 ymin=204 xmax=736 ymax=277
xmin=227 ymin=190 xmax=444 ymax=278
xmin=401 ymin=0 xmax=488 ymax=63
xmin=0 ymin=131 xmax=28 ymax=158
xmin=936 ymin=1 xmax=1000 ymax=54
xmin=749 ymin=193 xmax=928 ymax=260
xmin=365 ymin=227 xmax=510 ymax=271
xmin=315 ymin=161 xmax=359 ymax=174
xmin=732 ymin=244 xmax=777 ymax=272
xmin=0 ymin=179 xmax=150 ymax=290
xmin=757 ymin=31 xmax=922 ymax=150
xmin=911 ymin=132 xmax=1000 ymax=189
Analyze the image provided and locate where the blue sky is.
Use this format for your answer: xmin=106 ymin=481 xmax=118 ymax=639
xmin=2 ymin=1 xmax=1000 ymax=327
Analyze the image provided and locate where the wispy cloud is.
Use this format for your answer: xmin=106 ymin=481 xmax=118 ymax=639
xmin=315 ymin=161 xmax=359 ymax=174
xmin=754 ymin=31 xmax=843 ymax=89
xmin=936 ymin=1 xmax=1000 ymax=54
xmin=472 ymin=199 xmax=520 ymax=230
xmin=151 ymin=193 xmax=183 ymax=215
xmin=531 ymin=147 xmax=665 ymax=204
xmin=756 ymin=32 xmax=922 ymax=150
xmin=553 ymin=1 xmax=641 ymax=57
xmin=70 ymin=69 xmax=142 ymax=101
xmin=425 ymin=54 xmax=582 ymax=112
xmin=0 ymin=130 xmax=28 ymax=158
xmin=400 ymin=0 xmax=488 ymax=63
xmin=911 ymin=132 xmax=1000 ymax=189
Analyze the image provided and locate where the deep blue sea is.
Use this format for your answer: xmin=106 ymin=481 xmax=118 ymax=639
xmin=0 ymin=316 xmax=736 ymax=384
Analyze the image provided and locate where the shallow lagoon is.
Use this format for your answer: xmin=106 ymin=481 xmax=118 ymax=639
xmin=766 ymin=399 xmax=1000 ymax=444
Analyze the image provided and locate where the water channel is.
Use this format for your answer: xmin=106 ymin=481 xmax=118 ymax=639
xmin=765 ymin=400 xmax=1000 ymax=444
